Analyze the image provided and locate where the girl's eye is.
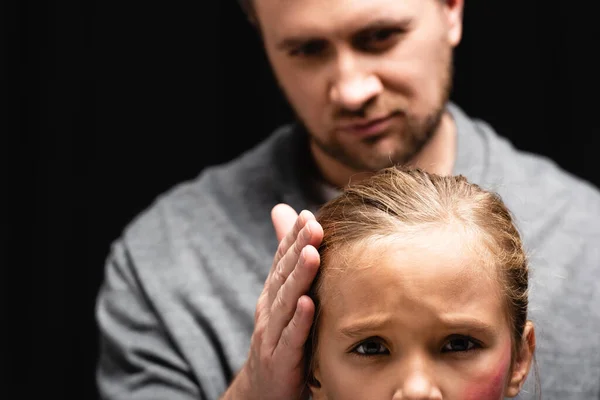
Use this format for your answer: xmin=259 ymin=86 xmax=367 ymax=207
xmin=352 ymin=339 xmax=390 ymax=356
xmin=442 ymin=336 xmax=481 ymax=353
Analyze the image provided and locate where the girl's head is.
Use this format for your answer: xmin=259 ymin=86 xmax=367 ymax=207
xmin=306 ymin=166 xmax=536 ymax=400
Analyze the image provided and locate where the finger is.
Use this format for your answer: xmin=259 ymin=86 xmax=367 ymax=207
xmin=266 ymin=219 xmax=323 ymax=306
xmin=265 ymin=244 xmax=320 ymax=349
xmin=269 ymin=209 xmax=316 ymax=280
xmin=256 ymin=209 xmax=315 ymax=321
xmin=271 ymin=204 xmax=299 ymax=243
xmin=272 ymin=295 xmax=315 ymax=368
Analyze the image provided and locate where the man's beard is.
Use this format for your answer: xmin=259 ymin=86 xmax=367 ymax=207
xmin=309 ymin=106 xmax=446 ymax=172
xmin=298 ymin=60 xmax=453 ymax=173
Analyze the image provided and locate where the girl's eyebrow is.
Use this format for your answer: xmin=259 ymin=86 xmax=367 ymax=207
xmin=337 ymin=315 xmax=393 ymax=339
xmin=337 ymin=314 xmax=498 ymax=339
xmin=436 ymin=315 xmax=498 ymax=336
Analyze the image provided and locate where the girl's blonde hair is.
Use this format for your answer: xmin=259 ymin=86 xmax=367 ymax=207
xmin=305 ymin=166 xmax=530 ymax=386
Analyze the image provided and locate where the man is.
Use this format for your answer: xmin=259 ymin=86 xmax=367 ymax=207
xmin=95 ymin=0 xmax=600 ymax=399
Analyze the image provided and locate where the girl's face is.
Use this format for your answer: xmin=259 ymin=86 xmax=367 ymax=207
xmin=310 ymin=227 xmax=534 ymax=400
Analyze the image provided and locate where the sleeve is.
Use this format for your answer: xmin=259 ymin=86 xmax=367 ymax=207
xmin=95 ymin=239 xmax=206 ymax=400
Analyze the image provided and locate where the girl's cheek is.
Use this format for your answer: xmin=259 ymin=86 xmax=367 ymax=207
xmin=462 ymin=349 xmax=511 ymax=400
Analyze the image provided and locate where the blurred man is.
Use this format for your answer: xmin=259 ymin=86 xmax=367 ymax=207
xmin=96 ymin=1 xmax=600 ymax=399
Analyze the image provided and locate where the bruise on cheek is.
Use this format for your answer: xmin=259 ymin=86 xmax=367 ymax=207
xmin=463 ymin=346 xmax=512 ymax=400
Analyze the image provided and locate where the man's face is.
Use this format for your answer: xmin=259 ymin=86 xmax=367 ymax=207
xmin=254 ymin=0 xmax=463 ymax=172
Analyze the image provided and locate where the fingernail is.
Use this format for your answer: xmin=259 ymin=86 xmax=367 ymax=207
xmin=296 ymin=299 xmax=303 ymax=315
xmin=302 ymin=224 xmax=311 ymax=241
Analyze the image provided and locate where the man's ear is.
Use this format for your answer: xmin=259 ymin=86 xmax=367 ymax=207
xmin=442 ymin=0 xmax=464 ymax=47
xmin=505 ymin=321 xmax=536 ymax=398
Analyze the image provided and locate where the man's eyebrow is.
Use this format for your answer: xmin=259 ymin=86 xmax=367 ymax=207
xmin=357 ymin=17 xmax=413 ymax=31
xmin=276 ymin=17 xmax=413 ymax=50
xmin=276 ymin=36 xmax=321 ymax=51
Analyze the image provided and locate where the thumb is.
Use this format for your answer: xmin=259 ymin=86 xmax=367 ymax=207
xmin=271 ymin=203 xmax=299 ymax=242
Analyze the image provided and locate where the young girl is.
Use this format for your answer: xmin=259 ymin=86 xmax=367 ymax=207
xmin=305 ymin=166 xmax=537 ymax=400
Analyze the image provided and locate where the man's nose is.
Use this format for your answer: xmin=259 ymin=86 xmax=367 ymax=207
xmin=329 ymin=53 xmax=383 ymax=111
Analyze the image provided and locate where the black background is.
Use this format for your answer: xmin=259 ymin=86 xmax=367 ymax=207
xmin=7 ymin=1 xmax=600 ymax=398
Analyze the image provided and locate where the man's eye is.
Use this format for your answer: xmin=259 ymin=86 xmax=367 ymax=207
xmin=290 ymin=40 xmax=327 ymax=57
xmin=355 ymin=29 xmax=403 ymax=51
xmin=441 ymin=336 xmax=481 ymax=353
xmin=372 ymin=29 xmax=396 ymax=41
xmin=352 ymin=339 xmax=390 ymax=356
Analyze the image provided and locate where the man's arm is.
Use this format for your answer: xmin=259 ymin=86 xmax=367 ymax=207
xmin=96 ymin=204 xmax=323 ymax=400
xmin=96 ymin=240 xmax=205 ymax=400
xmin=220 ymin=205 xmax=323 ymax=400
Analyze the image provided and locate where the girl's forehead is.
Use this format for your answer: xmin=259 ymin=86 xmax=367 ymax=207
xmin=324 ymin=227 xmax=497 ymax=282
xmin=320 ymin=253 xmax=506 ymax=340
xmin=319 ymin=231 xmax=503 ymax=321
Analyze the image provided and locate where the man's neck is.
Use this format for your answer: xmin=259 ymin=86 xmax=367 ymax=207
xmin=405 ymin=111 xmax=457 ymax=176
xmin=310 ymin=110 xmax=457 ymax=190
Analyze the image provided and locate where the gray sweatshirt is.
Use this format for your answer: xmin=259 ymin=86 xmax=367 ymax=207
xmin=95 ymin=103 xmax=600 ymax=399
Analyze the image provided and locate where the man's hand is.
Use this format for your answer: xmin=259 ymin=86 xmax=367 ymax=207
xmin=223 ymin=204 xmax=323 ymax=400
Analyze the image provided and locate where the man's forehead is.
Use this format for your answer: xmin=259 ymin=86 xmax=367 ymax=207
xmin=254 ymin=0 xmax=419 ymax=38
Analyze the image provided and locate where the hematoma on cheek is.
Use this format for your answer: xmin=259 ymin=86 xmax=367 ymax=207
xmin=462 ymin=341 xmax=512 ymax=400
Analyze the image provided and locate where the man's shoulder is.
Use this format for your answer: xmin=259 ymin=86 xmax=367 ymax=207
xmin=114 ymin=124 xmax=298 ymax=264
xmin=451 ymin=104 xmax=600 ymax=230
xmin=474 ymin=116 xmax=600 ymax=224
